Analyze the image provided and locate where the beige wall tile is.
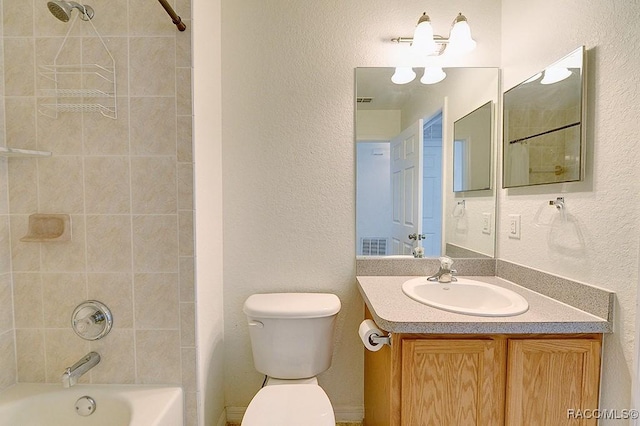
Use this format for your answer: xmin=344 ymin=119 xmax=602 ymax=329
xmin=3 ymin=38 xmax=34 ymax=96
xmin=42 ymin=272 xmax=87 ymax=328
xmin=44 ymin=328 xmax=90 ymax=383
xmin=135 ymin=329 xmax=181 ymax=384
xmin=178 ymin=210 xmax=193 ymax=256
xmin=131 ymin=157 xmax=176 ymax=214
xmin=175 ymin=23 xmax=191 ymax=68
xmin=180 ymin=302 xmax=195 ymax=346
xmin=83 ymin=99 xmax=130 ymax=155
xmin=36 ymin=109 xmax=83 ymax=154
xmin=0 ymin=332 xmax=16 ymax=389
xmin=0 ymin=216 xmax=10 ymax=273
xmin=13 ymin=273 xmax=43 ymax=328
xmin=179 ymin=256 xmax=194 ymax=302
xmin=181 ymin=347 xmax=196 ymax=393
xmin=129 ymin=97 xmax=176 ymax=155
xmin=89 ymin=329 xmax=135 ymax=384
xmin=81 ymin=0 xmax=129 ymax=37
xmin=41 ymin=215 xmax=86 ymax=271
xmin=132 ymin=215 xmax=178 ymax=272
xmin=130 ymin=37 xmax=176 ymax=96
xmin=0 ymin=274 xmax=13 ymax=333
xmin=87 ymin=273 xmax=134 ymax=328
xmin=176 ymin=116 xmax=193 ymax=162
xmin=86 ymin=215 xmax=133 ymax=272
xmin=84 ymin=157 xmax=131 ymax=214
xmin=176 ymin=67 xmax=191 ymax=115
xmin=3 ymin=0 xmax=34 ymax=37
xmin=10 ymin=216 xmax=41 ymax=272
xmin=177 ymin=162 xmax=193 ymax=210
xmin=128 ymin=0 xmax=177 ymax=36
xmin=37 ymin=156 xmax=84 ymax=213
xmin=134 ymin=273 xmax=179 ymax=329
xmin=0 ymin=162 xmax=9 ymax=214
xmin=8 ymin=159 xmax=38 ymax=213
xmin=16 ymin=329 xmax=45 ymax=382
xmin=5 ymin=97 xmax=36 ymax=150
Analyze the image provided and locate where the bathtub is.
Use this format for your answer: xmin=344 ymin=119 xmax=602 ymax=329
xmin=0 ymin=383 xmax=183 ymax=425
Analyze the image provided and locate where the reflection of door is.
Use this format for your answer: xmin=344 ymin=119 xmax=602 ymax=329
xmin=390 ymin=120 xmax=423 ymax=255
xmin=422 ymin=114 xmax=442 ymax=256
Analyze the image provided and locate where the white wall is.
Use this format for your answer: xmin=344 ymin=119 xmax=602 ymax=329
xmin=500 ymin=0 xmax=640 ymax=419
xmin=221 ymin=0 xmax=501 ymax=420
xmin=193 ymin=0 xmax=225 ymax=424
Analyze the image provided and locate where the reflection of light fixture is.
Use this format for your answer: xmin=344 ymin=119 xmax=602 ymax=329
xmin=391 ymin=67 xmax=417 ymax=84
xmin=420 ymin=67 xmax=446 ymax=85
xmin=541 ymin=66 xmax=572 ymax=84
xmin=524 ymin=72 xmax=542 ymax=83
xmin=391 ymin=12 xmax=476 ymax=57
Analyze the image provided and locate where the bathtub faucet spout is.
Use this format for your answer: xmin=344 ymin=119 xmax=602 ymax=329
xmin=61 ymin=351 xmax=101 ymax=388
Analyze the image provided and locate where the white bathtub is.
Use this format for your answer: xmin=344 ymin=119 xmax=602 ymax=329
xmin=0 ymin=383 xmax=183 ymax=426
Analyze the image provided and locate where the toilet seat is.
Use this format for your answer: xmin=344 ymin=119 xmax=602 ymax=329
xmin=241 ymin=384 xmax=335 ymax=426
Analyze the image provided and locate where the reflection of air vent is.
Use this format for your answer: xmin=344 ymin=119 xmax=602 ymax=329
xmin=361 ymin=237 xmax=387 ymax=256
xmin=357 ymin=97 xmax=373 ymax=103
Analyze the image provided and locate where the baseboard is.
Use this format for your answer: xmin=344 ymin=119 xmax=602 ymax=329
xmin=225 ymin=405 xmax=363 ymax=423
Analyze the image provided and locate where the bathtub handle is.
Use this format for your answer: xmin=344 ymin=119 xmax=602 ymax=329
xmin=248 ymin=320 xmax=264 ymax=329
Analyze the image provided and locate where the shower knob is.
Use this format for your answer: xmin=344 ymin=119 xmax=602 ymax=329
xmin=71 ymin=300 xmax=113 ymax=340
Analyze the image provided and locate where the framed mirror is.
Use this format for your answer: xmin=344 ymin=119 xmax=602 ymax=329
xmin=503 ymin=46 xmax=586 ymax=188
xmin=453 ymin=101 xmax=493 ymax=192
xmin=356 ymin=67 xmax=499 ymax=259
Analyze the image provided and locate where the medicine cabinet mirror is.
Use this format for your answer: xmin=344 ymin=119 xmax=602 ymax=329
xmin=503 ymin=46 xmax=586 ymax=188
xmin=453 ymin=101 xmax=493 ymax=192
xmin=356 ymin=67 xmax=499 ymax=259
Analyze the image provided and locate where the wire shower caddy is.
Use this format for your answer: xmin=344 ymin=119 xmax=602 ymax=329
xmin=38 ymin=13 xmax=117 ymax=119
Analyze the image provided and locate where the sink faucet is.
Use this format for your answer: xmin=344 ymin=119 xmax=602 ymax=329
xmin=61 ymin=351 xmax=101 ymax=388
xmin=427 ymin=256 xmax=457 ymax=283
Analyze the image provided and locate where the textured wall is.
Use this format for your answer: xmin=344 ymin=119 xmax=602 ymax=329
xmin=500 ymin=0 xmax=640 ymax=418
xmin=221 ymin=0 xmax=501 ymax=420
xmin=0 ymin=0 xmax=197 ymax=423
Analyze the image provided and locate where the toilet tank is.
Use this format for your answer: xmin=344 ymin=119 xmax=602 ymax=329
xmin=243 ymin=293 xmax=341 ymax=379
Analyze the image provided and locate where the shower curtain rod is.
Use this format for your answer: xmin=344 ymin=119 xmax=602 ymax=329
xmin=157 ymin=0 xmax=186 ymax=31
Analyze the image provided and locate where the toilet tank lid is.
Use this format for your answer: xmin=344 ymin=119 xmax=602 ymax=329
xmin=243 ymin=293 xmax=341 ymax=319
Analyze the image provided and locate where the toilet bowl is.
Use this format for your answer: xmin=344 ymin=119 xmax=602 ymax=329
xmin=241 ymin=293 xmax=341 ymax=426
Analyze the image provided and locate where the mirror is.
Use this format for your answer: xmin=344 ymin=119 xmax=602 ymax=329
xmin=503 ymin=46 xmax=585 ymax=188
xmin=356 ymin=67 xmax=499 ymax=259
xmin=453 ymin=101 xmax=493 ymax=192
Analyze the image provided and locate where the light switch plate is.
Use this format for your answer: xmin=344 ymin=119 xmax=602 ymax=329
xmin=508 ymin=214 xmax=521 ymax=239
xmin=482 ymin=213 xmax=492 ymax=235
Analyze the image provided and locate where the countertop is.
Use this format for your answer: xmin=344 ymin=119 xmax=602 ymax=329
xmin=357 ymin=275 xmax=611 ymax=334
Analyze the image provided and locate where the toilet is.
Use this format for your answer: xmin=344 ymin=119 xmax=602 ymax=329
xmin=241 ymin=292 xmax=341 ymax=426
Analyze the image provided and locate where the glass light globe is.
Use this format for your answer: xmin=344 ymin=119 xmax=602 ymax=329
xmin=420 ymin=67 xmax=446 ymax=84
xmin=391 ymin=67 xmax=416 ymax=85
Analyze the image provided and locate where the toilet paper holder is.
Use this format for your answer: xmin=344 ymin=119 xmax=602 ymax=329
xmin=369 ymin=333 xmax=392 ymax=346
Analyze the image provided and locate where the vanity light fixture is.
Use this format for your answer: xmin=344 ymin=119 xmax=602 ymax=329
xmin=390 ymin=12 xmax=476 ymax=85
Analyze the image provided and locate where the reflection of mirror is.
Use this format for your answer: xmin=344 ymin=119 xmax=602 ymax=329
xmin=453 ymin=101 xmax=493 ymax=192
xmin=503 ymin=46 xmax=585 ymax=188
xmin=356 ymin=67 xmax=499 ymax=259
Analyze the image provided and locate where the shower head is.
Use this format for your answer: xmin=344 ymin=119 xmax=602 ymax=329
xmin=47 ymin=0 xmax=94 ymax=22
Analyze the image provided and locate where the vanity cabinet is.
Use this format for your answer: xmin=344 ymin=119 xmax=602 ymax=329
xmin=363 ymin=310 xmax=602 ymax=426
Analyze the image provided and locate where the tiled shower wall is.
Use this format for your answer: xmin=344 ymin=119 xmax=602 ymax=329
xmin=0 ymin=0 xmax=196 ymax=423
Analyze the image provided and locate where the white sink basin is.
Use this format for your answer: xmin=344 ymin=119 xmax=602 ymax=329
xmin=402 ymin=277 xmax=529 ymax=317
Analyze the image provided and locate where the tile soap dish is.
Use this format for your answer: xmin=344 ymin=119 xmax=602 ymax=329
xmin=21 ymin=214 xmax=71 ymax=242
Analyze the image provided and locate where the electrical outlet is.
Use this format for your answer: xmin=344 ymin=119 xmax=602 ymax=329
xmin=508 ymin=214 xmax=521 ymax=239
xmin=482 ymin=213 xmax=492 ymax=235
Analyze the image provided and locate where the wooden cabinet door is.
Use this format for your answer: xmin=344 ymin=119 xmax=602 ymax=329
xmin=506 ymin=338 xmax=601 ymax=426
xmin=401 ymin=338 xmax=506 ymax=426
